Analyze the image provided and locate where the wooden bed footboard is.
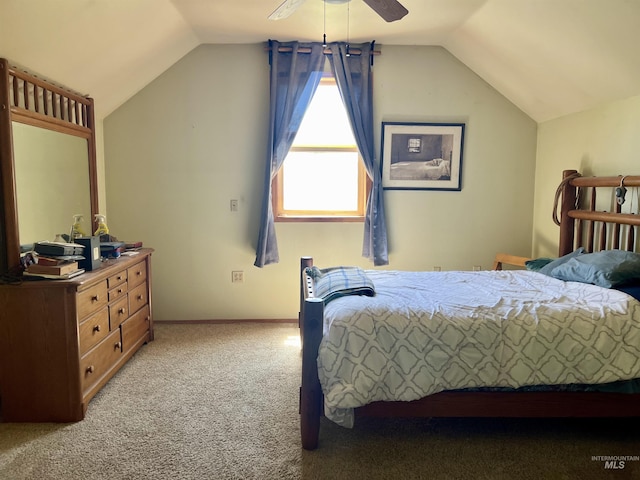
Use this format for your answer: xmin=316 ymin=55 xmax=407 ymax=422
xmin=299 ymin=169 xmax=640 ymax=450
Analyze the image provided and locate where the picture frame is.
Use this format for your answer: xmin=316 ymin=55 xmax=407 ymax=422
xmin=381 ymin=122 xmax=465 ymax=191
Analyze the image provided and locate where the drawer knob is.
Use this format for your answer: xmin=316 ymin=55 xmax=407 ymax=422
xmin=137 ymin=294 xmax=143 ymax=301
xmin=114 ymin=341 xmax=122 ymax=350
xmin=91 ymin=294 xmax=100 ymax=302
xmin=93 ymin=325 xmax=101 ymax=333
xmin=136 ymin=271 xmax=142 ymax=276
xmin=86 ymin=365 xmax=95 ymax=374
xmin=119 ymin=307 xmax=125 ymax=314
xmin=118 ymin=288 xmax=123 ymax=294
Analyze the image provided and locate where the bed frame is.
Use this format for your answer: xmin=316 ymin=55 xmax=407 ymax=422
xmin=299 ymin=169 xmax=640 ymax=450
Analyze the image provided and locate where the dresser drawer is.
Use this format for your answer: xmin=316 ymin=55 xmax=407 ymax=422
xmin=79 ymin=307 xmax=109 ymax=356
xmin=77 ymin=282 xmax=108 ymax=320
xmin=108 ymin=282 xmax=128 ymax=302
xmin=122 ymin=304 xmax=150 ymax=351
xmin=109 ymin=296 xmax=129 ymax=330
xmin=128 ymin=282 xmax=148 ymax=315
xmin=107 ymin=270 xmax=127 ymax=289
xmin=80 ymin=328 xmax=123 ymax=394
xmin=127 ymin=261 xmax=147 ymax=288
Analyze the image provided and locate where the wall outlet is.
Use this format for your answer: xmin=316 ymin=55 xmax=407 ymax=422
xmin=231 ymin=270 xmax=244 ymax=283
xmin=230 ymin=199 xmax=238 ymax=212
xmin=433 ymin=266 xmax=441 ymax=272
xmin=473 ymin=265 xmax=482 ymax=271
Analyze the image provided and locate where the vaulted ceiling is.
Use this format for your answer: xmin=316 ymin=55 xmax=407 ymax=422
xmin=2 ymin=0 xmax=639 ymax=122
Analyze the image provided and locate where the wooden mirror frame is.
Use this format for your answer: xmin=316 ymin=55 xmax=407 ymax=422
xmin=0 ymin=58 xmax=98 ymax=274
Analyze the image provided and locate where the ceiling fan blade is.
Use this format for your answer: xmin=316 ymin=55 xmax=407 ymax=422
xmin=268 ymin=0 xmax=308 ymax=20
xmin=362 ymin=0 xmax=409 ymax=22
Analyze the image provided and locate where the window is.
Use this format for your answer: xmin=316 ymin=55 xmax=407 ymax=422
xmin=272 ymin=76 xmax=370 ymax=222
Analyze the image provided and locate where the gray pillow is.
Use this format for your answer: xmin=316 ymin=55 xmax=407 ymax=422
xmin=549 ymin=249 xmax=640 ymax=288
xmin=538 ymin=247 xmax=585 ymax=276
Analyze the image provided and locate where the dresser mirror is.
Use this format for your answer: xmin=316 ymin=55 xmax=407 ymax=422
xmin=0 ymin=58 xmax=98 ymax=273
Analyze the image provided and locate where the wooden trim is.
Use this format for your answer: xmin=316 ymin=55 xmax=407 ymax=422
xmin=0 ymin=59 xmax=18 ymax=275
xmin=10 ymin=107 xmax=91 ymax=136
xmin=154 ymin=319 xmax=298 ymax=324
xmin=572 ymin=175 xmax=640 ymax=188
xmin=275 ymin=215 xmax=365 ymax=223
xmin=492 ymin=253 xmax=530 ymax=270
xmin=559 ymin=169 xmax=579 ymax=255
xmin=569 ymin=210 xmax=640 ymax=226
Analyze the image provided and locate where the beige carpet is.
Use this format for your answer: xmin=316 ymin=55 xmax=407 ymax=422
xmin=0 ymin=323 xmax=638 ymax=480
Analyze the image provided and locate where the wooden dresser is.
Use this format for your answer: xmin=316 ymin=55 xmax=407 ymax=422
xmin=0 ymin=248 xmax=154 ymax=422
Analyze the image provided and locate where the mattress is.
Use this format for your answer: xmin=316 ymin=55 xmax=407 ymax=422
xmin=318 ymin=270 xmax=640 ymax=427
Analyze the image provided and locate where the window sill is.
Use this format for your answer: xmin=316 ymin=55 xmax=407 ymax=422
xmin=275 ymin=215 xmax=365 ymax=223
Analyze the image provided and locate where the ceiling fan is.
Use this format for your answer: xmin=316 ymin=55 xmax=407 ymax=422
xmin=269 ymin=0 xmax=409 ymax=23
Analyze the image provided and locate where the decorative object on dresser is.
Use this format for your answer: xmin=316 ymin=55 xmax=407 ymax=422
xmin=74 ymin=236 xmax=102 ymax=271
xmin=0 ymin=249 xmax=154 ymax=422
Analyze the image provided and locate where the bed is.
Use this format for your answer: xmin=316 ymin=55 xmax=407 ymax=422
xmin=389 ymin=158 xmax=451 ymax=180
xmin=299 ymin=169 xmax=640 ymax=450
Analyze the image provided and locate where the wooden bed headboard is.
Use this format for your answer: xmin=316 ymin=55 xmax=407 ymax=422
xmin=558 ymin=169 xmax=640 ymax=256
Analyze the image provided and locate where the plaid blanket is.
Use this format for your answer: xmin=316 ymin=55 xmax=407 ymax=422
xmin=306 ymin=266 xmax=376 ymax=304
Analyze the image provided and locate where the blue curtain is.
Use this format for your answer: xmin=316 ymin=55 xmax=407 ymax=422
xmin=254 ymin=40 xmax=325 ymax=267
xmin=327 ymin=42 xmax=389 ymax=266
xmin=254 ymin=40 xmax=388 ymax=267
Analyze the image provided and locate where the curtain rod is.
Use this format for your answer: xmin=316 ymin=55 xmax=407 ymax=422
xmin=265 ymin=45 xmax=380 ymax=57
xmin=266 ymin=47 xmax=381 ymax=55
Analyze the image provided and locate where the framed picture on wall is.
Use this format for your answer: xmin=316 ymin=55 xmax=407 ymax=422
xmin=381 ymin=122 xmax=465 ymax=190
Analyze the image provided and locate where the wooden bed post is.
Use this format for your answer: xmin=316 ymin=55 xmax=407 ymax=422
xmin=299 ymin=257 xmax=313 ymax=333
xmin=559 ymin=169 xmax=579 ymax=256
xmin=300 ymin=297 xmax=324 ymax=450
xmin=299 ymin=256 xmax=323 ymax=450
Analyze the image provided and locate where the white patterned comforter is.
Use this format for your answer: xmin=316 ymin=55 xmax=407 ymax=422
xmin=318 ymin=270 xmax=640 ymax=427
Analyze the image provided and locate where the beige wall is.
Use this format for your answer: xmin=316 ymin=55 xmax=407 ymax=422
xmin=532 ymin=94 xmax=640 ymax=258
xmin=104 ymin=43 xmax=537 ymax=321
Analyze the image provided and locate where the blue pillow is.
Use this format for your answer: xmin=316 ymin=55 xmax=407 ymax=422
xmin=537 ymin=247 xmax=585 ymax=276
xmin=525 ymin=257 xmax=553 ymax=271
xmin=549 ymin=249 xmax=640 ymax=288
xmin=615 ymin=281 xmax=640 ymax=301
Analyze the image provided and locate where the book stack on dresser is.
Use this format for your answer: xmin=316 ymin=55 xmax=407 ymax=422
xmin=24 ymin=241 xmax=86 ymax=279
xmin=24 ymin=255 xmax=85 ymax=279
